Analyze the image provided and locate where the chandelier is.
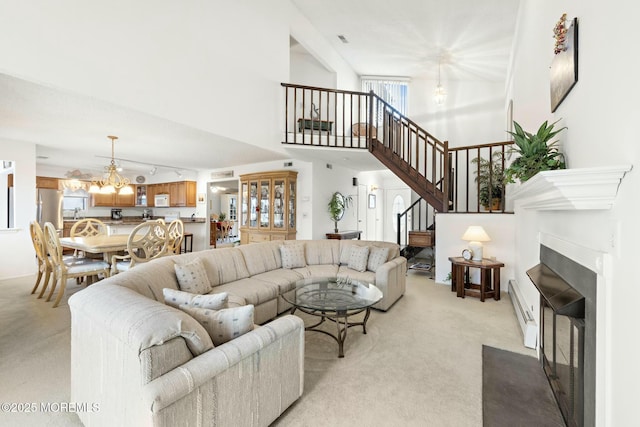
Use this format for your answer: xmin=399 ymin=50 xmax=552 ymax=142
xmin=434 ymin=56 xmax=446 ymax=106
xmin=89 ymin=136 xmax=133 ymax=195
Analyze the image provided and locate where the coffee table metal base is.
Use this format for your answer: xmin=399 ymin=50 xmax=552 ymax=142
xmin=291 ymin=306 xmax=372 ymax=358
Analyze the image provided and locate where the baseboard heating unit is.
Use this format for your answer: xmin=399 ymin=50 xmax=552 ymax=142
xmin=508 ymin=280 xmax=537 ymax=349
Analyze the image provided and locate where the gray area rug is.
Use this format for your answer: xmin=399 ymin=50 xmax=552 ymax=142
xmin=482 ymin=345 xmax=565 ymax=427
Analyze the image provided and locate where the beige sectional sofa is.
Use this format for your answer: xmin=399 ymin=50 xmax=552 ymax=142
xmin=69 ymin=239 xmax=406 ymax=426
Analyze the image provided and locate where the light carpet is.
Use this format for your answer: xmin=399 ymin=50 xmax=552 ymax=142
xmin=0 ymin=270 xmax=534 ymax=426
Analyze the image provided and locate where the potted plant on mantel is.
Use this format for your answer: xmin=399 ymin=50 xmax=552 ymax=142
xmin=327 ymin=191 xmax=353 ymax=233
xmin=504 ymin=119 xmax=567 ymax=183
xmin=472 ymin=152 xmax=505 ymax=210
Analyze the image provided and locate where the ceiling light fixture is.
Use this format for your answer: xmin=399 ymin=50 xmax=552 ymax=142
xmin=434 ymin=56 xmax=446 ymax=106
xmin=89 ymin=135 xmax=133 ymax=195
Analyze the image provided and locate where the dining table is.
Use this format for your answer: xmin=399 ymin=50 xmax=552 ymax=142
xmin=60 ymin=234 xmax=130 ymax=263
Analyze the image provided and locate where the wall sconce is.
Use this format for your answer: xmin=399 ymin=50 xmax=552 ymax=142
xmin=149 ymin=167 xmax=157 ymax=176
xmin=175 ymin=170 xmax=183 ymax=178
xmin=370 ymin=185 xmax=378 ymax=192
xmin=461 ymin=226 xmax=491 ymax=261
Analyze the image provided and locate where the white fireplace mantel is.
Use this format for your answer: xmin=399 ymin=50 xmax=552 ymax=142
xmin=508 ymin=165 xmax=632 ymax=210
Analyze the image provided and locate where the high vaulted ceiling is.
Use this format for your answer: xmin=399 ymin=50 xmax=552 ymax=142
xmin=292 ymin=0 xmax=521 ymax=81
xmin=1 ymin=1 xmax=521 ymax=175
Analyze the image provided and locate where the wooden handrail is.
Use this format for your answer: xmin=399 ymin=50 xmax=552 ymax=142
xmin=282 ymin=82 xmax=513 ymax=215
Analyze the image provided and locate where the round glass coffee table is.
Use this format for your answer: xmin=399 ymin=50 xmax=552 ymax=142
xmin=284 ymin=277 xmax=383 ymax=358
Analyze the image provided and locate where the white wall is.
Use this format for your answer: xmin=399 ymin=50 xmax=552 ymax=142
xmin=0 ymin=0 xmax=291 ymax=151
xmin=0 ymin=140 xmax=37 ymax=279
xmin=508 ymin=0 xmax=640 ymax=424
xmin=290 ymin=46 xmax=336 ymax=88
xmin=311 ymin=161 xmax=359 ymax=239
xmin=434 ymin=213 xmax=515 ymax=287
xmin=409 ymin=78 xmax=508 ymax=147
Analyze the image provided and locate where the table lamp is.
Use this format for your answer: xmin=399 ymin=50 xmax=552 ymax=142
xmin=462 ymin=226 xmax=491 ymax=261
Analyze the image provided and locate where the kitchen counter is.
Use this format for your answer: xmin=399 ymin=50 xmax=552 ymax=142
xmin=63 ymin=216 xmax=207 ymax=225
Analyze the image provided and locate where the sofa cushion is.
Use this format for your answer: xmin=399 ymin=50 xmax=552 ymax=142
xmin=348 ymin=245 xmax=370 ymax=272
xmin=238 ymin=241 xmax=283 ymax=275
xmin=174 ymin=258 xmax=213 ymax=294
xmin=214 ymin=278 xmax=280 ymax=306
xmin=367 ymin=247 xmax=390 ymax=272
xmin=163 ymin=288 xmax=228 ymax=310
xmin=68 ymin=284 xmax=214 ymax=356
xmin=337 ymin=266 xmax=376 ymax=284
xmin=280 ymin=243 xmax=306 ymax=269
xmin=339 ymin=240 xmax=399 ymax=265
xmin=179 ymin=304 xmax=255 ymax=346
xmin=303 ymin=240 xmax=340 ymax=265
xmin=251 ymin=269 xmax=303 ymax=294
xmin=293 ymin=264 xmax=339 ymax=279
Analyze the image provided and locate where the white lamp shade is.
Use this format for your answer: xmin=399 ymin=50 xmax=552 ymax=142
xmin=462 ymin=226 xmax=490 ymax=261
xmin=461 ymin=226 xmax=491 ymax=242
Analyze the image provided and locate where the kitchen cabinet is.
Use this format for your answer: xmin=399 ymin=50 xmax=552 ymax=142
xmin=36 ymin=176 xmax=60 ymax=189
xmin=90 ymin=181 xmax=195 ymax=208
xmin=239 ymin=171 xmax=297 ymax=244
xmin=90 ymin=186 xmax=135 ymax=207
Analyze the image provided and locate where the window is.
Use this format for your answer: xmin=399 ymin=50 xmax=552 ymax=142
xmin=362 ymin=77 xmax=409 ymax=121
xmin=63 ymin=196 xmax=87 ymax=211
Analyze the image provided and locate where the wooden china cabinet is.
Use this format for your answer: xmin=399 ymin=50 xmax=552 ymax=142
xmin=238 ymin=171 xmax=297 ymax=244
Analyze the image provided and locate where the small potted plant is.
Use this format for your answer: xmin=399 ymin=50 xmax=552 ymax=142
xmin=472 ymin=152 xmax=505 ymax=210
xmin=327 ymin=192 xmax=353 ymax=233
xmin=504 ymin=120 xmax=567 ymax=183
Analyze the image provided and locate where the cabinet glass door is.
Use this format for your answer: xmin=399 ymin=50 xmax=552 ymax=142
xmin=259 ymin=180 xmax=270 ymax=228
xmin=241 ymin=185 xmax=248 ymax=226
xmin=289 ymin=180 xmax=296 ymax=229
xmin=249 ymin=181 xmax=258 ymax=227
xmin=273 ymin=179 xmax=284 ymax=229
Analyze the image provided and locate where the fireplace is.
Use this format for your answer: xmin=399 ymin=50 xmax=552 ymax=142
xmin=527 ymin=245 xmax=597 ymax=427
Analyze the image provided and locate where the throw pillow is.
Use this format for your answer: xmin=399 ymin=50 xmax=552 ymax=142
xmin=163 ymin=288 xmax=228 ymax=310
xmin=174 ymin=258 xmax=213 ymax=294
xmin=179 ymin=304 xmax=255 ymax=346
xmin=348 ymin=245 xmax=370 ymax=272
xmin=280 ymin=243 xmax=306 ymax=269
xmin=367 ymin=247 xmax=390 ymax=272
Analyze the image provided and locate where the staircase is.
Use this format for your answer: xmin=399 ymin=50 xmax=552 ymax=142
xmin=281 ymin=83 xmax=512 ymax=251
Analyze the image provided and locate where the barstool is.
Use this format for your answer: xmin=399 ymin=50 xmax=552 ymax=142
xmin=181 ymin=232 xmax=193 ymax=253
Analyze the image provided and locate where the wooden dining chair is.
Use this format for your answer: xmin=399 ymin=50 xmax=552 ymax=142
xmin=43 ymin=222 xmax=111 ymax=308
xmin=167 ymin=219 xmax=184 ymax=254
xmin=111 ymin=221 xmax=169 ymax=275
xmin=29 ymin=221 xmax=53 ymax=297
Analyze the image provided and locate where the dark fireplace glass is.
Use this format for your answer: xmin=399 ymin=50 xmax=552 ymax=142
xmin=541 ymin=298 xmax=584 ymax=427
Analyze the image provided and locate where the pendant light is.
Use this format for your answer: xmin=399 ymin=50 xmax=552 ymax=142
xmin=89 ymin=136 xmax=133 ymax=195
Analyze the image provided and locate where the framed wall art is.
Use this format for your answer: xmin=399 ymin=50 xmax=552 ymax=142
xmin=550 ymin=16 xmax=578 ymax=112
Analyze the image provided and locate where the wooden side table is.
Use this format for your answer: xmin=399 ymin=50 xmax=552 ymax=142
xmin=448 ymin=257 xmax=504 ymax=302
xmin=326 ymin=230 xmax=362 ymax=240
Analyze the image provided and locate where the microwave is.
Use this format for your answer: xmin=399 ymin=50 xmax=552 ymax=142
xmin=154 ymin=194 xmax=170 ymax=207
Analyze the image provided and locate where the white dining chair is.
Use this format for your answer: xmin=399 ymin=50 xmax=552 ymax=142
xmin=43 ymin=222 xmax=111 ymax=308
xmin=29 ymin=221 xmax=53 ymax=297
xmin=111 ymin=221 xmax=169 ymax=275
xmin=167 ymin=219 xmax=184 ymax=254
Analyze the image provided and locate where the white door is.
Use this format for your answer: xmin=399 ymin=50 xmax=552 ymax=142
xmin=384 ymin=188 xmax=411 ymax=244
xmin=357 ymin=184 xmax=367 ymax=239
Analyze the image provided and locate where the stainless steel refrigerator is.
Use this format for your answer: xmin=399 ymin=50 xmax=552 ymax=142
xmin=36 ymin=188 xmax=63 ymax=232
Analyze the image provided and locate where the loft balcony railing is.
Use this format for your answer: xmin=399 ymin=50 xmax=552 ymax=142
xmin=281 ymin=82 xmax=512 ymax=215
